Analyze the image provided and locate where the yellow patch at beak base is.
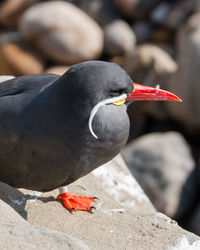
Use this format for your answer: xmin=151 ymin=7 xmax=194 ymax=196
xmin=112 ymin=99 xmax=126 ymax=106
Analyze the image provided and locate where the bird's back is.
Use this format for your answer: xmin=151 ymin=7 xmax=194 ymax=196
xmin=0 ymin=73 xmax=59 ymax=113
xmin=0 ymin=73 xmax=59 ymax=164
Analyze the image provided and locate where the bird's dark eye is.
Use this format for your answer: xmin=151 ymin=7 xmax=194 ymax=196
xmin=110 ymin=88 xmax=125 ymax=97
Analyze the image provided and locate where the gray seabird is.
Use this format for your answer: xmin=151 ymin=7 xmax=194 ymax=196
xmin=0 ymin=61 xmax=181 ymax=212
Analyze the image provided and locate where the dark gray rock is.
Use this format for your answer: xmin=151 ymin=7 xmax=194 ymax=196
xmin=151 ymin=0 xmax=195 ymax=29
xmin=163 ymin=0 xmax=195 ymax=30
xmin=113 ymin=0 xmax=164 ymax=20
xmin=68 ymin=0 xmax=122 ymax=26
xmin=151 ymin=2 xmax=171 ymax=24
xmin=132 ymin=21 xmax=152 ymax=43
xmin=197 ymin=0 xmax=200 ymax=12
xmin=188 ymin=203 xmax=200 ymax=236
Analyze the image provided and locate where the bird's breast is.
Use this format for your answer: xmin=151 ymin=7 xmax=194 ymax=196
xmin=77 ymin=104 xmax=130 ymax=172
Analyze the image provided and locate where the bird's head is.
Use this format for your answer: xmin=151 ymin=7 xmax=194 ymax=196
xmin=55 ymin=61 xmax=181 ymax=139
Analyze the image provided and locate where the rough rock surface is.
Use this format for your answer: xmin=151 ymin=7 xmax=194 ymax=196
xmin=92 ymin=155 xmax=155 ymax=211
xmin=1 ymin=155 xmax=200 ymax=249
xmin=122 ymin=132 xmax=197 ymax=218
xmin=19 ymin=1 xmax=103 ymax=64
xmin=104 ymin=20 xmax=136 ymax=57
xmin=0 ymin=200 xmax=90 ymax=250
xmin=167 ymin=13 xmax=200 ymax=135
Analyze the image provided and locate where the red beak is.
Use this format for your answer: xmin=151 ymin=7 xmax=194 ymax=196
xmin=126 ymin=83 xmax=182 ymax=102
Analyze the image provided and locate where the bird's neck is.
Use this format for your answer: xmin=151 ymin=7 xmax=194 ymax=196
xmin=47 ymin=75 xmax=92 ymax=124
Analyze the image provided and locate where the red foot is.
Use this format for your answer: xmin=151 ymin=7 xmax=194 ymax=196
xmin=57 ymin=192 xmax=95 ymax=212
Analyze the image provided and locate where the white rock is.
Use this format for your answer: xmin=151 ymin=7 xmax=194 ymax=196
xmin=170 ymin=236 xmax=200 ymax=250
xmin=93 ymin=154 xmax=154 ymax=211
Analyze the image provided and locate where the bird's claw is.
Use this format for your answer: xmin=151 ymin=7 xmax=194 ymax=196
xmin=88 ymin=206 xmax=96 ymax=214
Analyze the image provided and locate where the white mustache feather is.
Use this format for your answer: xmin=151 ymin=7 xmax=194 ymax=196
xmin=88 ymin=94 xmax=127 ymax=139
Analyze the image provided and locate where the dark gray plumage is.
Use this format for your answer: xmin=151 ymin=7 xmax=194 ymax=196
xmin=0 ymin=61 xmax=133 ymax=191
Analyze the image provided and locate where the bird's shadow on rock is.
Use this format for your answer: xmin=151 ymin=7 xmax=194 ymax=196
xmin=0 ymin=181 xmax=56 ymax=220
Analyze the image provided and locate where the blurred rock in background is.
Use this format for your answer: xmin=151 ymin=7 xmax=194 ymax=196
xmin=0 ymin=0 xmax=200 ymax=240
xmin=189 ymin=203 xmax=200 ymax=236
xmin=125 ymin=44 xmax=177 ymax=139
xmin=68 ymin=0 xmax=122 ymax=26
xmin=122 ymin=132 xmax=198 ymax=218
xmin=0 ymin=42 xmax=44 ymax=75
xmin=19 ymin=1 xmax=104 ymax=64
xmin=104 ymin=19 xmax=136 ymax=57
xmin=167 ymin=13 xmax=200 ymax=135
xmin=45 ymin=65 xmax=70 ymax=75
xmin=0 ymin=0 xmax=40 ymax=28
xmin=133 ymin=21 xmax=152 ymax=43
xmin=124 ymin=44 xmax=177 ymax=88
xmin=114 ymin=0 xmax=163 ymax=20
